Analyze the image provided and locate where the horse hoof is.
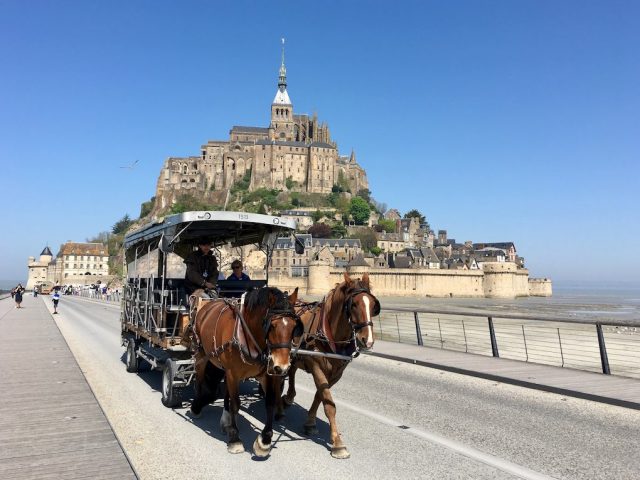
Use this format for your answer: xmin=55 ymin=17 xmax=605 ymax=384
xmin=188 ymin=408 xmax=202 ymax=419
xmin=303 ymin=424 xmax=318 ymax=436
xmin=253 ymin=436 xmax=272 ymax=458
xmin=282 ymin=395 xmax=294 ymax=407
xmin=330 ymin=446 xmax=351 ymax=459
xmin=227 ymin=442 xmax=245 ymax=454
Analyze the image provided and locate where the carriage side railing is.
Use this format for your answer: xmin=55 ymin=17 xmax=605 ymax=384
xmin=376 ymin=307 xmax=640 ymax=379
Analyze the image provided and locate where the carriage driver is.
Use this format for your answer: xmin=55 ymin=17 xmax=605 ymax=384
xmin=184 ymin=237 xmax=219 ymax=300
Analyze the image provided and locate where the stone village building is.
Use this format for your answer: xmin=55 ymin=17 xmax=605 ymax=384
xmin=270 ymin=234 xmax=362 ymax=277
xmin=154 ymin=45 xmax=369 ymax=211
xmin=26 ymin=243 xmax=110 ymax=290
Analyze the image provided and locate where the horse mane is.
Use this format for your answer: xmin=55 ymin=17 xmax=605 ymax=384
xmin=244 ymin=287 xmax=291 ymax=313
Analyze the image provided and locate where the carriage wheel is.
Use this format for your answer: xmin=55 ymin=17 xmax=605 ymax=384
xmin=161 ymin=359 xmax=181 ymax=408
xmin=125 ymin=340 xmax=138 ymax=373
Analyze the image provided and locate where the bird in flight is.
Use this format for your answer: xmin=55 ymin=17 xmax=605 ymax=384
xmin=120 ymin=159 xmax=139 ymax=170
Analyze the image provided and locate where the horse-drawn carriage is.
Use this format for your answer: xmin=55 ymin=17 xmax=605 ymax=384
xmin=121 ymin=210 xmax=380 ymax=458
xmin=121 ymin=210 xmax=300 ymax=403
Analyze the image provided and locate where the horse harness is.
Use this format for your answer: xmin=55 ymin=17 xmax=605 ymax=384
xmin=195 ymin=298 xmax=302 ymax=369
xmin=295 ymin=286 xmax=379 ymax=360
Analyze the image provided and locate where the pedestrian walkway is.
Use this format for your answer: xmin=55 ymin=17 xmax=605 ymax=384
xmin=0 ymin=295 xmax=137 ymax=479
xmin=366 ymin=339 xmax=640 ymax=410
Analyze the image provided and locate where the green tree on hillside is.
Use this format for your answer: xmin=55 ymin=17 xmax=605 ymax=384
xmin=169 ymin=195 xmax=215 ymax=214
xmin=403 ymin=209 xmax=426 ymax=224
xmin=378 ymin=218 xmax=397 ymax=233
xmin=139 ymin=196 xmax=155 ymax=218
xmin=356 ymin=188 xmax=372 ymax=203
xmin=331 ymin=222 xmax=348 ymax=238
xmin=352 ymin=228 xmax=378 ymax=252
xmin=350 ymin=197 xmax=371 ymax=225
xmin=112 ymin=215 xmax=133 ymax=234
xmin=404 ymin=209 xmax=430 ymax=230
xmin=308 ymin=223 xmax=332 ymax=238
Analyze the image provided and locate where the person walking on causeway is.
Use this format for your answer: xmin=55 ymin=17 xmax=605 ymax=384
xmin=52 ymin=288 xmax=61 ymax=314
xmin=14 ymin=284 xmax=24 ymax=308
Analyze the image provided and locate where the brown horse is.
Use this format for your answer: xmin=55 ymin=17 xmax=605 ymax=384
xmin=281 ymin=272 xmax=380 ymax=458
xmin=190 ymin=287 xmax=301 ymax=457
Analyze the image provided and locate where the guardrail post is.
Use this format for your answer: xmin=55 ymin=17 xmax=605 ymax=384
xmin=596 ymin=324 xmax=611 ymax=374
xmin=488 ymin=316 xmax=499 ymax=358
xmin=414 ymin=312 xmax=424 ymax=346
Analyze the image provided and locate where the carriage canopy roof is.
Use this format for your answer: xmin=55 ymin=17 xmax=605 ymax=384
xmin=124 ymin=211 xmax=297 ymax=255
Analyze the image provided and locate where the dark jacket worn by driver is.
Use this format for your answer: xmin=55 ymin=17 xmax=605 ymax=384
xmin=184 ymin=249 xmax=219 ymax=294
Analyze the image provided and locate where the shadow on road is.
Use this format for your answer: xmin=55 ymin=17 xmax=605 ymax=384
xmin=119 ymin=352 xmax=333 ymax=457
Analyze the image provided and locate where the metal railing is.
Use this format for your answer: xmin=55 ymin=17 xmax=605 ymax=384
xmin=376 ymin=307 xmax=640 ymax=379
xmin=75 ymin=289 xmax=122 ymax=304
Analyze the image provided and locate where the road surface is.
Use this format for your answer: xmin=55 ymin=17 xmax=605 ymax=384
xmin=46 ymin=296 xmax=640 ymax=479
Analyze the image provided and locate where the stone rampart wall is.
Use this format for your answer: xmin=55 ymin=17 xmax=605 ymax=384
xmin=269 ymin=261 xmax=549 ymax=299
xmin=528 ymin=278 xmax=553 ymax=297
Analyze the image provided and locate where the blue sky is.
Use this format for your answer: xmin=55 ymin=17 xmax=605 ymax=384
xmin=1 ymin=0 xmax=638 ymax=286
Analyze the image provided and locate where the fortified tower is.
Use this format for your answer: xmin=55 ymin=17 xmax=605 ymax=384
xmin=26 ymin=246 xmax=54 ymax=290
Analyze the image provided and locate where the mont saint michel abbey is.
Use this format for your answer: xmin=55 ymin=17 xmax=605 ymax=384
xmin=155 ymin=46 xmax=369 ymax=210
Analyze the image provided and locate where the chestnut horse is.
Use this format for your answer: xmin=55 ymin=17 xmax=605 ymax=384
xmin=282 ymin=272 xmax=380 ymax=458
xmin=190 ymin=287 xmax=301 ymax=457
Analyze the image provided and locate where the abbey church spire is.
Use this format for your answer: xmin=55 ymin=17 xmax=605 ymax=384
xmin=273 ymin=38 xmax=291 ymax=105
xmin=270 ymin=38 xmax=294 ymax=141
xmin=278 ymin=38 xmax=287 ymax=92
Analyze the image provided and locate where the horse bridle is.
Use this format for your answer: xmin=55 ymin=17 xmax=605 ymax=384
xmin=263 ymin=307 xmax=303 ymax=352
xmin=343 ymin=287 xmax=380 ymax=331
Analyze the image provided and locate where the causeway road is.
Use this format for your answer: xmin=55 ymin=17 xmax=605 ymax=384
xmin=34 ymin=295 xmax=640 ymax=479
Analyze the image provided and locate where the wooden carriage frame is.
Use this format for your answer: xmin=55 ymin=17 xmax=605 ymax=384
xmin=120 ymin=210 xmax=300 ymax=407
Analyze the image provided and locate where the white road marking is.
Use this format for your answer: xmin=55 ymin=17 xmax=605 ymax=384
xmin=296 ymin=384 xmax=558 ymax=480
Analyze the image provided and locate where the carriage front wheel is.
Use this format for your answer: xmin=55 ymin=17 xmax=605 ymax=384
xmin=162 ymin=359 xmax=181 ymax=408
xmin=125 ymin=340 xmax=138 ymax=373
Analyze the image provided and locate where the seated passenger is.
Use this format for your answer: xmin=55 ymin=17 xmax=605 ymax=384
xmin=184 ymin=238 xmax=219 ymax=300
xmin=227 ymin=260 xmax=250 ymax=281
